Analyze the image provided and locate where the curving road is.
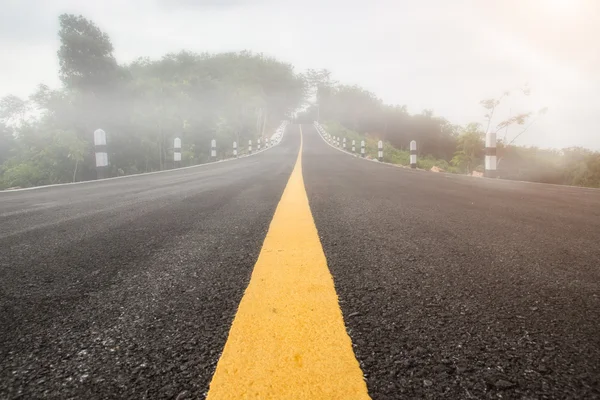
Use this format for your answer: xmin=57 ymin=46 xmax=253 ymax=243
xmin=1 ymin=124 xmax=599 ymax=399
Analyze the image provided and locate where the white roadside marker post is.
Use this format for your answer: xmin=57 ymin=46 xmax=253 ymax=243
xmin=378 ymin=140 xmax=383 ymax=162
xmin=94 ymin=129 xmax=108 ymax=179
xmin=211 ymin=139 xmax=217 ymax=161
xmin=233 ymin=141 xmax=238 ymax=158
xmin=248 ymin=139 xmax=252 ymax=155
xmin=352 ymin=140 xmax=356 ymax=154
xmin=485 ymin=131 xmax=497 ymax=178
xmin=361 ymin=140 xmax=365 ymax=158
xmin=174 ymin=137 xmax=182 ymax=168
xmin=410 ymin=140 xmax=417 ymax=169
xmin=258 ymin=137 xmax=261 ymax=151
xmin=343 ymin=137 xmax=346 ymax=149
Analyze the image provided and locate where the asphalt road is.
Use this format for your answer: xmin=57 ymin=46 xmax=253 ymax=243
xmin=303 ymin=125 xmax=600 ymax=399
xmin=0 ymin=133 xmax=299 ymax=399
xmin=1 ymin=123 xmax=600 ymax=399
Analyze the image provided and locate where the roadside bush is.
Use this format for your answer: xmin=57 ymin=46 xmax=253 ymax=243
xmin=417 ymin=155 xmax=449 ymax=171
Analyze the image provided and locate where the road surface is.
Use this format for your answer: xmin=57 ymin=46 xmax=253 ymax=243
xmin=1 ymin=125 xmax=599 ymax=399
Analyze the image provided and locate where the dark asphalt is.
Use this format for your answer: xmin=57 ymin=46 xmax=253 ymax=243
xmin=302 ymin=124 xmax=600 ymax=399
xmin=0 ymin=130 xmax=300 ymax=399
xmin=2 ymin=124 xmax=600 ymax=400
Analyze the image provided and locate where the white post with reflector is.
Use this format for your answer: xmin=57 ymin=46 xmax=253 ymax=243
xmin=94 ymin=129 xmax=108 ymax=179
xmin=352 ymin=140 xmax=356 ymax=154
xmin=248 ymin=139 xmax=252 ymax=155
xmin=378 ymin=140 xmax=383 ymax=162
xmin=485 ymin=131 xmax=497 ymax=178
xmin=410 ymin=140 xmax=417 ymax=169
xmin=211 ymin=139 xmax=217 ymax=161
xmin=343 ymin=137 xmax=346 ymax=149
xmin=233 ymin=141 xmax=238 ymax=158
xmin=258 ymin=137 xmax=262 ymax=151
xmin=174 ymin=137 xmax=182 ymax=168
xmin=360 ymin=140 xmax=365 ymax=158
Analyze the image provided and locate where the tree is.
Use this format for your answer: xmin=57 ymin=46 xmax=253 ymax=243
xmin=451 ymin=123 xmax=484 ymax=174
xmin=0 ymin=123 xmax=14 ymax=165
xmin=0 ymin=95 xmax=30 ymax=126
xmin=0 ymin=124 xmax=88 ymax=187
xmin=497 ymin=107 xmax=548 ymax=147
xmin=1 ymin=14 xmax=308 ymax=188
xmin=480 ymin=84 xmax=547 ymax=148
xmin=57 ymin=14 xmax=121 ymax=91
xmin=562 ymin=148 xmax=600 ymax=188
xmin=303 ymin=69 xmax=335 ymax=122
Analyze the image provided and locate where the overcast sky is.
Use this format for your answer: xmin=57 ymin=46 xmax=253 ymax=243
xmin=2 ymin=0 xmax=599 ymax=149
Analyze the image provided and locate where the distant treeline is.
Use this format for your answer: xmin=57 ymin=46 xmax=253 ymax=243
xmin=296 ymin=75 xmax=600 ymax=187
xmin=0 ymin=15 xmax=304 ymax=188
xmin=1 ymin=14 xmax=599 ymax=189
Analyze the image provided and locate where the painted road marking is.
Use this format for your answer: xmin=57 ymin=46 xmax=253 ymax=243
xmin=207 ymin=126 xmax=370 ymax=399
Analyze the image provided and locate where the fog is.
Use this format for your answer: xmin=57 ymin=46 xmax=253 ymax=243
xmin=2 ymin=0 xmax=600 ymax=150
xmin=1 ymin=1 xmax=600 ymax=189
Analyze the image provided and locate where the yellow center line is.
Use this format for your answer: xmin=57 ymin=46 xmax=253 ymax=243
xmin=206 ymin=125 xmax=370 ymax=399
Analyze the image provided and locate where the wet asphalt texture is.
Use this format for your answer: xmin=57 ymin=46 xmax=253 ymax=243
xmin=302 ymin=124 xmax=600 ymax=399
xmin=0 ymin=132 xmax=299 ymax=399
xmin=1 ymin=124 xmax=600 ymax=400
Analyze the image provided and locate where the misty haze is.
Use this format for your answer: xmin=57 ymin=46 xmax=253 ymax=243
xmin=1 ymin=1 xmax=599 ymax=399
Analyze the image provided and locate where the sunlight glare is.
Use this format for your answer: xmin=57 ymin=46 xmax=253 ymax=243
xmin=545 ymin=0 xmax=580 ymax=15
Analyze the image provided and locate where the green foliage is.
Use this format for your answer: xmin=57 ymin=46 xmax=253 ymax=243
xmin=299 ymin=83 xmax=459 ymax=161
xmin=451 ymin=123 xmax=485 ymax=174
xmin=561 ymin=148 xmax=600 ymax=187
xmin=323 ymin=120 xmax=363 ymax=143
xmin=3 ymin=14 xmax=600 ymax=190
xmin=319 ymin=88 xmax=599 ymax=187
xmin=0 ymin=123 xmax=14 ymax=165
xmin=0 ymin=15 xmax=307 ymax=188
xmin=382 ymin=144 xmax=410 ymax=165
xmin=0 ymin=121 xmax=89 ymax=188
xmin=0 ymin=163 xmax=44 ymax=189
xmin=417 ymin=156 xmax=450 ymax=171
xmin=0 ymin=95 xmax=30 ymax=124
xmin=57 ymin=14 xmax=121 ymax=91
xmin=323 ymin=121 xmax=448 ymax=168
